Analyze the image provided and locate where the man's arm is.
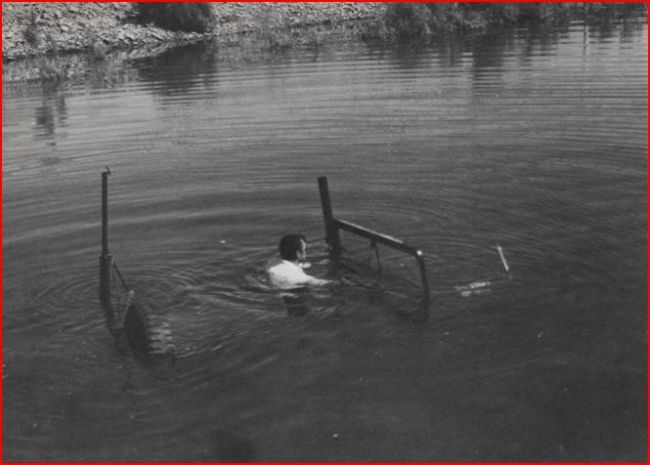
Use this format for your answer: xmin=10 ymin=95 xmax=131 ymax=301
xmin=295 ymin=268 xmax=333 ymax=287
xmin=303 ymin=275 xmax=333 ymax=286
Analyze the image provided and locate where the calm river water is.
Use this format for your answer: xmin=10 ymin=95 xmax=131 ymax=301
xmin=3 ymin=18 xmax=647 ymax=461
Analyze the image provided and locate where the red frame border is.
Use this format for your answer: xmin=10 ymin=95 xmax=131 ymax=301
xmin=0 ymin=1 xmax=647 ymax=464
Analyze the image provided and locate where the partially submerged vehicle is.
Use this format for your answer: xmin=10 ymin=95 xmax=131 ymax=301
xmin=98 ymin=168 xmax=175 ymax=361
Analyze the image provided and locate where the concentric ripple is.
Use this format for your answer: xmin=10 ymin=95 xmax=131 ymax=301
xmin=3 ymin=18 xmax=646 ymax=461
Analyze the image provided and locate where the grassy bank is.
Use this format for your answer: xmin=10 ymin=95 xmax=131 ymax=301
xmin=2 ymin=3 xmax=385 ymax=83
xmin=370 ymin=3 xmax=646 ymax=40
xmin=2 ymin=3 xmax=385 ymax=62
xmin=4 ymin=3 xmax=645 ymax=84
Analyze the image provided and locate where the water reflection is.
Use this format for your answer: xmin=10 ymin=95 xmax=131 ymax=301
xmin=3 ymin=14 xmax=646 ymax=461
xmin=471 ymin=31 xmax=510 ymax=82
xmin=618 ymin=17 xmax=646 ymax=42
xmin=33 ymin=82 xmax=67 ymax=142
xmin=132 ymin=42 xmax=220 ymax=97
xmin=433 ymin=37 xmax=466 ymax=68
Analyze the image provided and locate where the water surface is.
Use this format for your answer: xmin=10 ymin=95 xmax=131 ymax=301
xmin=3 ymin=19 xmax=647 ymax=461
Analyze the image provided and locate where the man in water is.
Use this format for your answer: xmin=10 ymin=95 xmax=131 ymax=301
xmin=267 ymin=234 xmax=331 ymax=289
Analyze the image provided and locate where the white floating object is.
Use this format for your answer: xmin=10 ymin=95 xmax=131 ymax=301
xmin=497 ymin=245 xmax=510 ymax=274
xmin=455 ymin=280 xmax=491 ymax=297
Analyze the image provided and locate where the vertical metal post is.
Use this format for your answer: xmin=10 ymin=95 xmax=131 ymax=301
xmin=102 ymin=168 xmax=110 ymax=256
xmin=99 ymin=168 xmax=113 ymax=322
xmin=318 ymin=176 xmax=341 ymax=256
xmin=415 ymin=250 xmax=430 ymax=304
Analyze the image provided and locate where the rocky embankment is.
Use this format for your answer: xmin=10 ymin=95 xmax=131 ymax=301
xmin=2 ymin=3 xmax=385 ymax=61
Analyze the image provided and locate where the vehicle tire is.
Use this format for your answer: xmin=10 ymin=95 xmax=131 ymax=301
xmin=123 ymin=302 xmax=175 ymax=358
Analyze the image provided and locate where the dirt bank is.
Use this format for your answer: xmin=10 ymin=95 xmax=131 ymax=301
xmin=2 ymin=3 xmax=386 ymax=61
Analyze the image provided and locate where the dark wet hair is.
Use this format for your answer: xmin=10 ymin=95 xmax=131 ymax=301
xmin=279 ymin=234 xmax=306 ymax=261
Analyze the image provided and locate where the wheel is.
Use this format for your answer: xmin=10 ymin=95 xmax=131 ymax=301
xmin=123 ymin=301 xmax=176 ymax=359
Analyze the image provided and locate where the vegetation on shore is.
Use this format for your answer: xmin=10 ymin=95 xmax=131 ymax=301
xmin=369 ymin=2 xmax=646 ymax=40
xmin=135 ymin=3 xmax=216 ymax=33
xmin=7 ymin=2 xmax=646 ymax=84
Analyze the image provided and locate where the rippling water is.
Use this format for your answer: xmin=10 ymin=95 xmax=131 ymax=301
xmin=3 ymin=19 xmax=647 ymax=460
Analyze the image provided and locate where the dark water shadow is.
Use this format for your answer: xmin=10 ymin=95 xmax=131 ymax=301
xmin=33 ymin=81 xmax=67 ymax=143
xmin=131 ymin=41 xmax=220 ymax=97
xmin=282 ymin=291 xmax=311 ymax=317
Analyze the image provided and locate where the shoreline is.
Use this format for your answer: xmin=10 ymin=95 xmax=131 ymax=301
xmin=3 ymin=3 xmax=644 ymax=85
xmin=2 ymin=3 xmax=386 ymax=62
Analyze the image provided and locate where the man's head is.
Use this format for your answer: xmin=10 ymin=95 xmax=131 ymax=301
xmin=279 ymin=234 xmax=307 ymax=262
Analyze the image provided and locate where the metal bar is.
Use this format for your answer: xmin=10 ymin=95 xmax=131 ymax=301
xmin=101 ymin=167 xmax=110 ymax=256
xmin=316 ymin=177 xmax=430 ymax=304
xmin=112 ymin=261 xmax=130 ymax=291
xmin=416 ymin=254 xmax=430 ymax=303
xmin=335 ymin=219 xmax=419 ymax=257
xmin=318 ymin=176 xmax=341 ymax=256
xmin=99 ymin=254 xmax=113 ymax=312
xmin=496 ymin=245 xmax=510 ymax=275
xmin=335 ymin=219 xmax=430 ymax=302
xmin=99 ymin=167 xmax=114 ymax=324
